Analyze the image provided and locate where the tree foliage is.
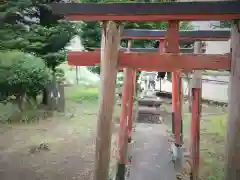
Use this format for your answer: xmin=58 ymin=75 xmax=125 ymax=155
xmin=0 ymin=50 xmax=51 ymax=106
xmin=0 ymin=0 xmax=79 ymax=105
xmin=0 ymin=0 xmax=79 ymax=71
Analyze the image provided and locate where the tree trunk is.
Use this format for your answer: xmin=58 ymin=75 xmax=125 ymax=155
xmin=15 ymin=92 xmax=25 ymax=122
xmin=42 ymin=71 xmax=58 ymax=106
xmin=42 ymin=88 xmax=48 ymax=105
xmin=39 ymin=1 xmax=59 ymax=105
xmin=15 ymin=93 xmax=25 ymax=112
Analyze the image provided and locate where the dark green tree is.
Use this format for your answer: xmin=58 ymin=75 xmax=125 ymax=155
xmin=0 ymin=0 xmax=79 ymax=104
xmin=0 ymin=51 xmax=51 ymax=108
xmin=1 ymin=0 xmax=78 ymax=69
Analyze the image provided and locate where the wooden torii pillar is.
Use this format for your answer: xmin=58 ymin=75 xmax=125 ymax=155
xmin=95 ymin=21 xmax=122 ymax=180
xmin=125 ymin=41 xmax=136 ymax=143
xmin=224 ymin=20 xmax=240 ymax=180
xmin=165 ymin=20 xmax=183 ymax=169
xmin=190 ymin=41 xmax=202 ymax=180
xmin=50 ymin=2 xmax=239 ymax=180
xmin=116 ymin=40 xmax=136 ymax=180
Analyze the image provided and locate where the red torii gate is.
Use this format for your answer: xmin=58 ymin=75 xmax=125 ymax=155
xmin=51 ymin=1 xmax=240 ymax=180
xmin=68 ymin=30 xmax=230 ymax=168
xmin=69 ymin=29 xmax=230 ymax=144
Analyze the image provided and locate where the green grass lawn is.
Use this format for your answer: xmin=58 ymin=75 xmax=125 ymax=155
xmin=182 ymin=113 xmax=227 ymax=180
xmin=200 ymin=114 xmax=226 ymax=180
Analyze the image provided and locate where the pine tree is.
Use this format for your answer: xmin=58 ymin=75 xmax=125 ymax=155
xmin=0 ymin=0 xmax=78 ymax=69
xmin=0 ymin=0 xmax=79 ymax=104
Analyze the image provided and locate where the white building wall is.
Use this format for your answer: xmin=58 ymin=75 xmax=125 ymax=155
xmin=205 ymin=40 xmax=230 ymax=55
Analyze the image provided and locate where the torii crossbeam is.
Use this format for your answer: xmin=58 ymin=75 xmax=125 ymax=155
xmin=68 ymin=51 xmax=230 ymax=71
xmin=122 ymin=29 xmax=230 ymax=40
xmin=68 ymin=29 xmax=231 ymax=71
xmin=51 ymin=1 xmax=240 ymax=21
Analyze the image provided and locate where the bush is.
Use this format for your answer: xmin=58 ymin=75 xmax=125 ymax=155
xmin=0 ymin=50 xmax=52 ymax=107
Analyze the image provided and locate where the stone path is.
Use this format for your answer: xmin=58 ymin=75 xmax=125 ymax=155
xmin=129 ymin=123 xmax=176 ymax=180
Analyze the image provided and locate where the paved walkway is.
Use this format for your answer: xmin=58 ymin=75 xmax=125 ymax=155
xmin=129 ymin=123 xmax=176 ymax=180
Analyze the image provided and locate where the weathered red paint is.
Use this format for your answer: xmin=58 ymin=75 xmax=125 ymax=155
xmin=118 ymin=40 xmax=135 ymax=166
xmin=190 ymin=88 xmax=201 ymax=180
xmin=158 ymin=39 xmax=165 ymax=53
xmin=165 ymin=20 xmax=182 ymax=146
xmin=119 ymin=68 xmax=133 ymax=164
xmin=68 ymin=52 xmax=231 ymax=71
xmin=68 ymin=51 xmax=99 ymax=66
xmin=127 ymin=69 xmax=136 ymax=140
